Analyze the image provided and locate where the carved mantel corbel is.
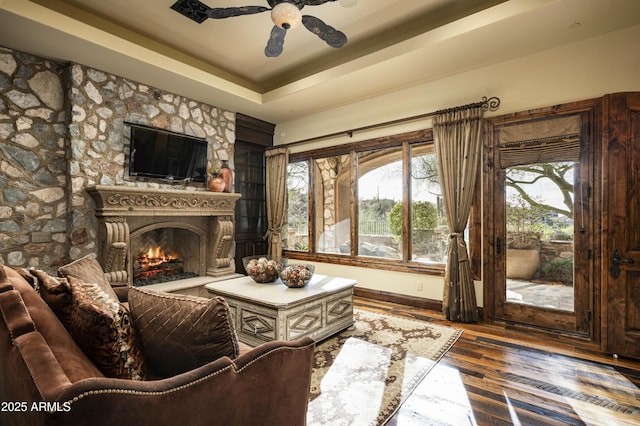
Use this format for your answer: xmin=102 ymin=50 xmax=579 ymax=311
xmin=102 ymin=217 xmax=129 ymax=284
xmin=207 ymin=215 xmax=235 ymax=277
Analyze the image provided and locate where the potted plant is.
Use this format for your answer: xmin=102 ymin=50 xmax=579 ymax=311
xmin=506 ymin=195 xmax=544 ymax=280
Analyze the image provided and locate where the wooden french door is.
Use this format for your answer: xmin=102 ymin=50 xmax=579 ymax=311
xmin=603 ymin=92 xmax=640 ymax=359
xmin=484 ymin=99 xmax=601 ymax=337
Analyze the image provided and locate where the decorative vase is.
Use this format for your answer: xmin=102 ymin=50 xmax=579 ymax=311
xmin=208 ymin=176 xmax=225 ymax=192
xmin=220 ymin=160 xmax=232 ymax=193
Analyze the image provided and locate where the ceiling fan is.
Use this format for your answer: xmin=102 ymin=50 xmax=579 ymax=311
xmin=171 ymin=0 xmax=353 ymax=57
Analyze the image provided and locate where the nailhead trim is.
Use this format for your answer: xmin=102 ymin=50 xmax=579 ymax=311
xmin=65 ymin=342 xmax=313 ymax=407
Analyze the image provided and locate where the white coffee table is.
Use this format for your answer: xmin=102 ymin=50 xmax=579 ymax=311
xmin=205 ymin=274 xmax=356 ymax=346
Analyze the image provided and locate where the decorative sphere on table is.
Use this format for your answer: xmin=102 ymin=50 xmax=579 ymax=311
xmin=280 ymin=264 xmax=314 ymax=288
xmin=243 ymin=256 xmax=286 ymax=283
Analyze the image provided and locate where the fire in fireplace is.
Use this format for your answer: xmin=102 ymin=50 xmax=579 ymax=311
xmin=133 ymin=245 xmax=198 ymax=286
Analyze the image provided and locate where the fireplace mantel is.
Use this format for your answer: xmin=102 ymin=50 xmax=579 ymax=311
xmin=86 ymin=185 xmax=242 ymax=284
xmin=87 ymin=185 xmax=241 ymax=217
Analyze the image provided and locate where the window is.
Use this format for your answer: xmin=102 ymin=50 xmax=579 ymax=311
xmin=285 ymin=129 xmax=479 ymax=275
xmin=287 ymin=161 xmax=309 ymax=252
xmin=315 ymin=154 xmax=352 ymax=255
xmin=358 ymin=148 xmax=402 ymax=259
xmin=410 ymin=143 xmax=448 ymax=264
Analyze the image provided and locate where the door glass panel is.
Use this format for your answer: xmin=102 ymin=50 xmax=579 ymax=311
xmin=505 ymin=161 xmax=575 ymax=312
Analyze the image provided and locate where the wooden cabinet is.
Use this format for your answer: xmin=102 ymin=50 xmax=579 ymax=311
xmin=234 ymin=114 xmax=275 ymax=273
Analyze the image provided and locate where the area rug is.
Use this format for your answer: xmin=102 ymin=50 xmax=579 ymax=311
xmin=307 ymin=309 xmax=462 ymax=426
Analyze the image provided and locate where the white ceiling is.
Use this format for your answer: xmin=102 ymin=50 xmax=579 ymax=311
xmin=1 ymin=0 xmax=639 ymax=124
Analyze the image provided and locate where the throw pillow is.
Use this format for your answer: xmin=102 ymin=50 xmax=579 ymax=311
xmin=68 ymin=276 xmax=146 ymax=380
xmin=30 ymin=269 xmax=74 ymax=330
xmin=58 ymin=254 xmax=119 ymax=302
xmin=128 ymin=286 xmax=240 ymax=377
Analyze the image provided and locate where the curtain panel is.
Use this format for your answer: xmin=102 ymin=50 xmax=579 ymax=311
xmin=264 ymin=147 xmax=289 ymax=259
xmin=434 ymin=106 xmax=484 ymax=323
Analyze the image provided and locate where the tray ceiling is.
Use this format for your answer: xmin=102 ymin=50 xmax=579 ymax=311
xmin=1 ymin=0 xmax=639 ymax=123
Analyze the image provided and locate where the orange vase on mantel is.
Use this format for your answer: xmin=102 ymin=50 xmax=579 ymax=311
xmin=220 ymin=160 xmax=232 ymax=193
xmin=208 ymin=176 xmax=225 ymax=192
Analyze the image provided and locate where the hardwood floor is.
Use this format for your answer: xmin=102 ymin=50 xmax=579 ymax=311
xmin=354 ymin=297 xmax=640 ymax=426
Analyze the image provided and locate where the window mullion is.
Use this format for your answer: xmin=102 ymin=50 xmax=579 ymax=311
xmin=308 ymin=158 xmax=316 ymax=253
xmin=350 ymin=150 xmax=358 ymax=257
xmin=402 ymin=142 xmax=411 ymax=262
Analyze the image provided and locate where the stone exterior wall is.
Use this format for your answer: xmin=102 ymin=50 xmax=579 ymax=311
xmin=538 ymin=239 xmax=574 ymax=284
xmin=0 ymin=46 xmax=235 ymax=273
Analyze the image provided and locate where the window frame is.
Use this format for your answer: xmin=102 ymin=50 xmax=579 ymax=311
xmin=284 ymin=129 xmax=481 ymax=278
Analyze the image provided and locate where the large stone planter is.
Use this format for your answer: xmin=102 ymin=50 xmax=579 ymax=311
xmin=506 ymin=249 xmax=540 ymax=280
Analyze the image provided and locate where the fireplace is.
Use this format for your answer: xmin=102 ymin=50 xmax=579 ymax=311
xmin=87 ymin=185 xmax=241 ymax=286
xmin=131 ymin=227 xmax=201 ymax=286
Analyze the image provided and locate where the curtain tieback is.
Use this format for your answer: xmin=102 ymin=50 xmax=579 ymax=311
xmin=263 ymin=228 xmax=281 ymax=242
xmin=449 ymin=233 xmax=469 ymax=262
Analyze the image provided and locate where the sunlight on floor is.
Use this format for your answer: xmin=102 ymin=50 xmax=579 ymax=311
xmin=393 ymin=364 xmax=477 ymax=425
xmin=503 ymin=392 xmax=523 ymax=426
xmin=555 ymin=363 xmax=640 ymax=425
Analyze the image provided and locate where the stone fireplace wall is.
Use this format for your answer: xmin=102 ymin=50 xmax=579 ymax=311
xmin=0 ymin=45 xmax=236 ymax=274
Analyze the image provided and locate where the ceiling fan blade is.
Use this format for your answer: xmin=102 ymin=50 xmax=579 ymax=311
xmin=207 ymin=6 xmax=269 ymax=19
xmin=265 ymin=25 xmax=287 ymax=57
xmin=302 ymin=15 xmax=347 ymax=48
xmin=303 ymin=0 xmax=338 ymax=5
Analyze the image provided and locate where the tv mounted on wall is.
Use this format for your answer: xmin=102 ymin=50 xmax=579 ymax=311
xmin=127 ymin=122 xmax=208 ymax=182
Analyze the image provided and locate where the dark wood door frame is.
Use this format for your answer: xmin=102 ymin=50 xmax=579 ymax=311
xmin=602 ymin=92 xmax=640 ymax=359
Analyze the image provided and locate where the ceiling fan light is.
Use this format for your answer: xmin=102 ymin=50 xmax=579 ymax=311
xmin=271 ymin=2 xmax=302 ymax=30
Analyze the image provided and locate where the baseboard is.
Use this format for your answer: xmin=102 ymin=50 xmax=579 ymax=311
xmin=354 ymin=287 xmax=442 ymax=311
xmin=354 ymin=287 xmax=485 ymax=319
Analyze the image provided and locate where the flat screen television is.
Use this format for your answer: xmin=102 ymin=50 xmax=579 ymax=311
xmin=127 ymin=123 xmax=208 ymax=182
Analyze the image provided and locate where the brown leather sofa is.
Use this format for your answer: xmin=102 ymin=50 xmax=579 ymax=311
xmin=0 ymin=265 xmax=315 ymax=426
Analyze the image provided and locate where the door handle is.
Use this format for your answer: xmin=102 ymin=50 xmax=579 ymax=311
xmin=610 ymin=249 xmax=634 ymax=278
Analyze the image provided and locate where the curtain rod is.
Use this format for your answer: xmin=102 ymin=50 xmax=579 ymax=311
xmin=281 ymin=96 xmax=501 ymax=148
